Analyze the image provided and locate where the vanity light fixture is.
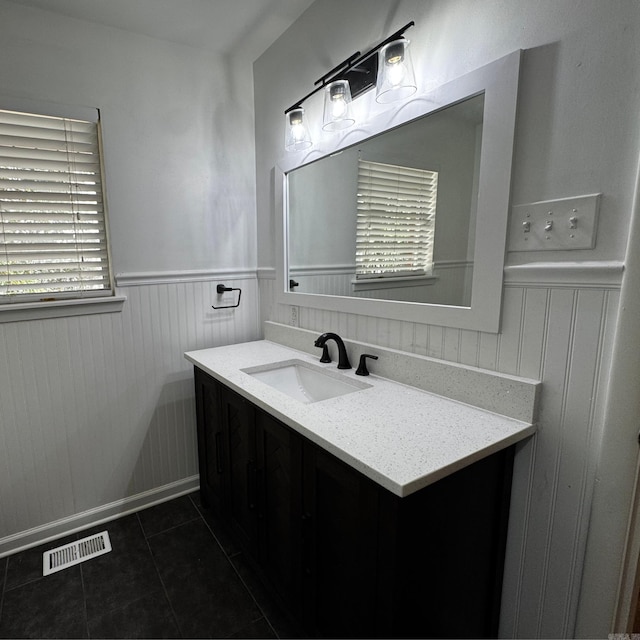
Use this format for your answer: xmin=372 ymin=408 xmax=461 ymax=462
xmin=284 ymin=107 xmax=312 ymax=152
xmin=376 ymin=37 xmax=417 ymax=103
xmin=322 ymin=79 xmax=354 ymax=131
xmin=284 ymin=21 xmax=415 ymax=151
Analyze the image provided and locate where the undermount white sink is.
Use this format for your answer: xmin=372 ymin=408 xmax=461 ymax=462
xmin=242 ymin=359 xmax=371 ymax=404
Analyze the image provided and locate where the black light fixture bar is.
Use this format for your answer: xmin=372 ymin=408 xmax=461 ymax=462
xmin=284 ymin=21 xmax=415 ymax=115
xmin=314 ymin=51 xmax=362 ymax=88
xmin=284 ymin=51 xmax=361 ymax=115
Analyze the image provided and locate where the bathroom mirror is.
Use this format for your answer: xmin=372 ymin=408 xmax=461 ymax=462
xmin=275 ymin=51 xmax=521 ymax=333
xmin=288 ymin=93 xmax=483 ymax=308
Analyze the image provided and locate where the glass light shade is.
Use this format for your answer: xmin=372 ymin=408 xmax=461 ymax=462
xmin=285 ymin=107 xmax=312 ymax=151
xmin=376 ymin=38 xmax=417 ymax=104
xmin=322 ymin=79 xmax=355 ymax=131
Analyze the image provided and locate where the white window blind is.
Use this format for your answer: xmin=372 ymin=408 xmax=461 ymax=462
xmin=0 ymin=108 xmax=112 ymax=302
xmin=356 ymin=159 xmax=438 ymax=279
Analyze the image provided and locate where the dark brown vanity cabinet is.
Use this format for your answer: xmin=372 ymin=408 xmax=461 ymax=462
xmin=194 ymin=367 xmax=225 ymax=513
xmin=195 ymin=367 xmax=300 ymax=603
xmin=300 ymin=441 xmax=380 ymax=637
xmin=194 ymin=366 xmax=513 ymax=639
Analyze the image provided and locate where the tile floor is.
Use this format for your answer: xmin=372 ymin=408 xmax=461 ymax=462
xmin=0 ymin=492 xmax=304 ymax=639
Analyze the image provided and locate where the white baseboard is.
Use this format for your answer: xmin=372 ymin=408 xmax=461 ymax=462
xmin=0 ymin=475 xmax=200 ymax=559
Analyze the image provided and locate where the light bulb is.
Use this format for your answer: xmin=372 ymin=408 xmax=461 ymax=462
xmin=376 ymin=38 xmax=417 ymax=104
xmin=387 ymin=61 xmax=407 ymax=87
xmin=285 ymin=107 xmax=312 ymax=151
xmin=291 ymin=122 xmax=306 ymax=143
xmin=322 ymin=80 xmax=354 ymax=131
xmin=331 ymin=95 xmax=348 ymax=119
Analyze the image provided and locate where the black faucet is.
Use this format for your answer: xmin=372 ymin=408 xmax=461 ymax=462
xmin=314 ymin=332 xmax=351 ymax=369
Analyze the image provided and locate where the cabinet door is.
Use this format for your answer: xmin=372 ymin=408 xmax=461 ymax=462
xmin=301 ymin=442 xmax=379 ymax=638
xmin=256 ymin=412 xmax=302 ymax=607
xmin=221 ymin=387 xmax=258 ymax=555
xmin=376 ymin=446 xmax=514 ymax=639
xmin=194 ymin=368 xmax=225 ymax=512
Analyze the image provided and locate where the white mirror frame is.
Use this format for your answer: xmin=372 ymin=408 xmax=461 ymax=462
xmin=275 ymin=50 xmax=521 ymax=333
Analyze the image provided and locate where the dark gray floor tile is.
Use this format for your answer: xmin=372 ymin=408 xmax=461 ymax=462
xmin=81 ymin=515 xmax=165 ymax=621
xmin=228 ymin=616 xmax=276 ymax=639
xmin=148 ymin=519 xmax=261 ymax=639
xmin=188 ymin=491 xmax=204 ymax=509
xmin=5 ymin=532 xmax=79 ymax=591
xmin=87 ymin=591 xmax=180 ymax=639
xmin=0 ymin=555 xmax=6 ymax=585
xmin=190 ymin=494 xmax=243 ymax=559
xmin=0 ymin=568 xmax=87 ymax=639
xmin=1 ymin=496 xmax=289 ymax=639
xmin=192 ymin=494 xmax=305 ymax=637
xmin=138 ymin=494 xmax=199 ymax=538
xmin=0 ymin=556 xmax=6 ymax=620
xmin=229 ymin=553 xmax=306 ymax=639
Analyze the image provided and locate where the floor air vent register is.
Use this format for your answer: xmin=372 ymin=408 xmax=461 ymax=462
xmin=42 ymin=531 xmax=112 ymax=576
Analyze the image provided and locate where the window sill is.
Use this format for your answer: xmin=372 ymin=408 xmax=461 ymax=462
xmin=351 ymin=274 xmax=438 ymax=292
xmin=0 ymin=295 xmax=127 ymax=323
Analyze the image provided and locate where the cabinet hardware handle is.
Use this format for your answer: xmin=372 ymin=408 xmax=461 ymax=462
xmin=215 ymin=432 xmax=223 ymax=474
xmin=257 ymin=468 xmax=265 ymax=519
xmin=247 ymin=460 xmax=257 ymax=510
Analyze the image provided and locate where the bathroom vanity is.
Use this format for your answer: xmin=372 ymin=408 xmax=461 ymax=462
xmin=185 ymin=334 xmax=538 ymax=638
xmin=185 ymin=47 xmax=529 ymax=639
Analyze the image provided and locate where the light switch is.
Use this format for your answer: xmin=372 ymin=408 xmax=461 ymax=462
xmin=509 ymin=194 xmax=600 ymax=251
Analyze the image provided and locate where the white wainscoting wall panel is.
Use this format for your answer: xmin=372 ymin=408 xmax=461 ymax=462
xmin=258 ymin=268 xmax=620 ymax=639
xmin=0 ymin=275 xmax=260 ymax=556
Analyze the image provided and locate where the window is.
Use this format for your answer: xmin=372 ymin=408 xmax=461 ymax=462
xmin=355 ymin=159 xmax=438 ymax=280
xmin=0 ymin=107 xmax=112 ymax=303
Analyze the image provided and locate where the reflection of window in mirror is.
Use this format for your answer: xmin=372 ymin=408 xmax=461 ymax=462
xmin=355 ymin=159 xmax=438 ymax=282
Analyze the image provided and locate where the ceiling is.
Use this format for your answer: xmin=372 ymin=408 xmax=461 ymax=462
xmin=4 ymin=0 xmax=316 ymax=59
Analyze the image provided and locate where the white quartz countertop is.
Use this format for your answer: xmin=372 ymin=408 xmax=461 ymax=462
xmin=185 ymin=340 xmax=536 ymax=497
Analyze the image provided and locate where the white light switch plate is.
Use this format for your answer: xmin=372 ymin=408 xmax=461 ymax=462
xmin=509 ymin=194 xmax=600 ymax=251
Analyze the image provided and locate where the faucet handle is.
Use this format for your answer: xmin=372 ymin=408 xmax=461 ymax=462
xmin=317 ymin=343 xmax=331 ymax=363
xmin=356 ymin=354 xmax=378 ymax=376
